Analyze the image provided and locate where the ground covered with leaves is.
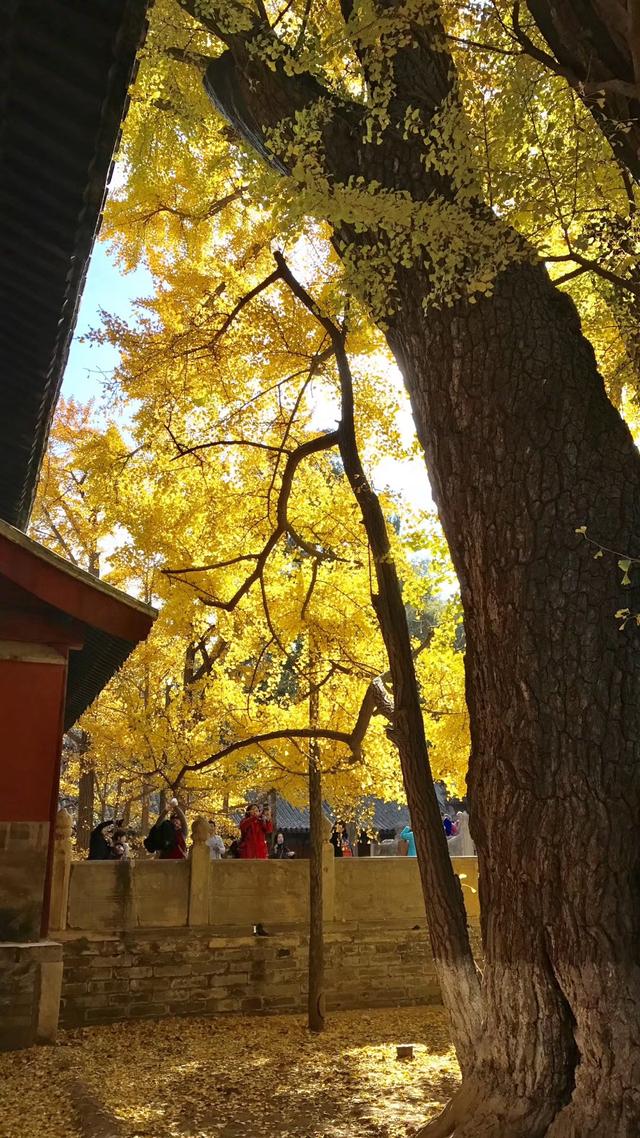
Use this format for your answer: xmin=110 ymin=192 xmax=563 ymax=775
xmin=0 ymin=1007 xmax=459 ymax=1138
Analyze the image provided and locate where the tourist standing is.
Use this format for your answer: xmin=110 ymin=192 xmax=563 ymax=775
xmin=271 ymin=831 xmax=294 ymax=859
xmin=357 ymin=830 xmax=371 ymax=857
xmin=206 ymin=820 xmax=226 ymax=860
xmin=455 ymin=810 xmax=475 ymax=856
xmin=237 ymin=803 xmax=273 ymax=937
xmin=111 ymin=828 xmax=130 ymax=858
xmin=399 ymin=824 xmax=417 ymax=856
xmin=330 ymin=820 xmax=348 ymax=858
xmin=88 ymin=819 xmax=121 ymax=860
xmin=145 ymin=799 xmax=188 ymax=859
xmin=239 ymin=803 xmax=272 ymax=859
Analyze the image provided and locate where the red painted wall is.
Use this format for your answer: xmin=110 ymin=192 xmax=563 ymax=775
xmin=0 ymin=659 xmax=66 ymax=821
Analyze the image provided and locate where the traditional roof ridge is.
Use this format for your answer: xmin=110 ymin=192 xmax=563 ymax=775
xmin=0 ymin=516 xmax=157 ymax=729
xmin=0 ymin=515 xmax=157 ymax=623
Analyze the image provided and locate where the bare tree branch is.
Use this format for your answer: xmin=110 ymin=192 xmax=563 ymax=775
xmin=170 ymin=437 xmax=293 ymax=460
xmin=545 ymin=251 xmax=640 ymax=295
xmin=266 ymin=344 xmax=333 ymax=519
xmin=164 ymin=553 xmax=261 ymax=575
xmin=165 ymin=429 xmax=340 ymax=610
xmin=301 ymin=558 xmax=319 ymax=618
xmin=174 ymin=727 xmax=354 ymax=784
xmin=446 ymin=32 xmax=521 ymax=57
xmin=208 ymin=268 xmax=282 ymax=349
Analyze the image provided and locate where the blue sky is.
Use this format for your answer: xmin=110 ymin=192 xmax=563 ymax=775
xmin=62 ymin=243 xmax=152 ymax=404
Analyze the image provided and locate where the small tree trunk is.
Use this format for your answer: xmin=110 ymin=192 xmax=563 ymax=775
xmin=141 ymin=781 xmax=151 ymax=833
xmin=268 ymin=788 xmax=277 ymax=838
xmin=339 ymin=418 xmax=481 ymax=1070
xmin=76 ymin=740 xmax=94 ymax=853
xmin=276 ymin=256 xmax=480 ymax=1068
xmin=307 ymin=661 xmax=325 ymax=1033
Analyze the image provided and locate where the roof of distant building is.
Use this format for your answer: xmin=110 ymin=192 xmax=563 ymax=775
xmin=230 ymin=787 xmax=448 ymax=834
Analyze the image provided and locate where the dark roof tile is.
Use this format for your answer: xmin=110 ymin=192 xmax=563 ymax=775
xmin=0 ymin=0 xmax=149 ymax=529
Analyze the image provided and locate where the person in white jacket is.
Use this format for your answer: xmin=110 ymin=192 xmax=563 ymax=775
xmin=449 ymin=810 xmax=474 ymax=856
xmin=206 ymin=819 xmax=226 ymax=860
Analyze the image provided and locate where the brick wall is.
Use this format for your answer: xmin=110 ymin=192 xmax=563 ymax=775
xmin=59 ymin=924 xmax=446 ymax=1027
xmin=0 ymin=943 xmax=40 ymax=1048
xmin=50 ymin=834 xmax=481 ymax=1036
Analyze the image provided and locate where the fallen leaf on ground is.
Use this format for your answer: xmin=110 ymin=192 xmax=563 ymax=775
xmin=0 ymin=1007 xmax=459 ymax=1138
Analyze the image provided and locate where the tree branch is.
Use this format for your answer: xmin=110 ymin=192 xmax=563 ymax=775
xmin=169 ymin=437 xmax=293 ymax=460
xmin=208 ymin=268 xmax=282 ymax=349
xmin=40 ymin=506 xmax=80 ymax=566
xmin=545 ymin=250 xmax=640 ymax=295
xmin=165 ymin=428 xmax=340 ymax=611
xmin=164 ymin=553 xmax=261 ymax=575
xmin=301 ymin=557 xmax=319 ymax=618
xmin=174 ymin=727 xmax=354 ymax=784
xmin=266 ymin=345 xmax=333 ymax=520
xmin=445 ymin=32 xmax=521 ymax=57
xmin=512 ymin=1 xmax=578 ymax=84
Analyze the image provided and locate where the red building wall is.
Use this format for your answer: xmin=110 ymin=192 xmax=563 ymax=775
xmin=0 ymin=658 xmax=66 ymax=822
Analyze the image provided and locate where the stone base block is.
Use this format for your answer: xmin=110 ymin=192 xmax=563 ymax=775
xmin=0 ymin=940 xmax=63 ymax=1050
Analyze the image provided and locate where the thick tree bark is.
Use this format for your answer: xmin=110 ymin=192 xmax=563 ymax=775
xmin=523 ymin=0 xmax=640 ymax=184
xmin=399 ymin=263 xmax=640 ymax=1136
xmin=182 ymin=0 xmax=640 ymax=1129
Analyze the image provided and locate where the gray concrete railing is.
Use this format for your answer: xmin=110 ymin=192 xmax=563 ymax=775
xmin=50 ymin=810 xmax=480 ymax=933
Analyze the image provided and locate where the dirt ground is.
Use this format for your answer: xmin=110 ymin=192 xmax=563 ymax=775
xmin=0 ymin=1007 xmax=459 ymax=1138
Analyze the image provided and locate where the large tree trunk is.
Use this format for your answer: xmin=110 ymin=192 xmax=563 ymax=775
xmin=181 ymin=0 xmax=640 ymax=1128
xmin=395 ymin=262 xmax=640 ymax=1136
xmin=523 ymin=0 xmax=640 ymax=184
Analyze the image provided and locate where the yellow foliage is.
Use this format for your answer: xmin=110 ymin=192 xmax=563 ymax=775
xmin=35 ymin=269 xmax=469 ymax=821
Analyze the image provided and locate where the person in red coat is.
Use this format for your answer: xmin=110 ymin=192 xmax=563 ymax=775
xmin=239 ymin=803 xmax=273 ymax=858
